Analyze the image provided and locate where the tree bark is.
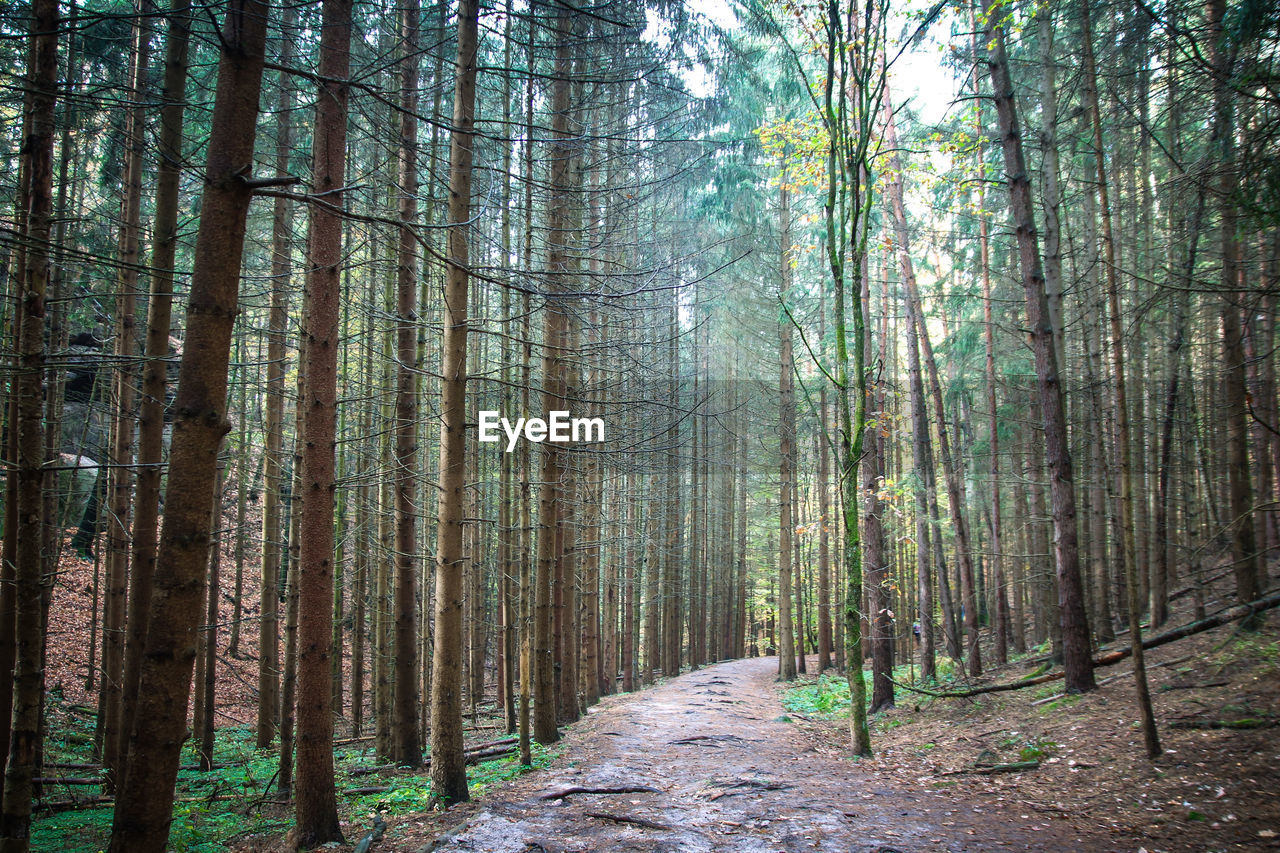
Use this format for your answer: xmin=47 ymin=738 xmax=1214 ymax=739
xmin=1081 ymin=0 xmax=1159 ymax=757
xmin=1206 ymin=0 xmax=1262 ymax=622
xmin=257 ymin=1 xmax=296 ymax=750
xmin=107 ymin=2 xmax=270 ymax=848
xmin=979 ymin=0 xmax=1095 ymax=692
xmin=865 ymin=291 xmax=893 ymax=714
xmin=101 ymin=10 xmax=151 ymax=791
xmin=292 ymin=0 xmax=351 ymax=840
xmin=391 ymin=0 xmax=423 ymax=770
xmin=431 ymin=0 xmax=480 ymax=803
xmin=0 ymin=0 xmax=56 ymax=847
xmin=778 ymin=167 xmax=798 ymax=682
xmin=816 ymin=304 xmax=834 ymax=671
xmin=197 ymin=466 xmax=224 ymax=771
xmin=119 ymin=0 xmax=191 ymax=783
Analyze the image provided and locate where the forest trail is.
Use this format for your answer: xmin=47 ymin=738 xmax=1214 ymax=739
xmin=407 ymin=657 xmax=1102 ymax=853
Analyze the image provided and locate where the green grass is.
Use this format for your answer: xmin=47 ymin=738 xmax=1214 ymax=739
xmin=32 ymin=695 xmax=554 ymax=853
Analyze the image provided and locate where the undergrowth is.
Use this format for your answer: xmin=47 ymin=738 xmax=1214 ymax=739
xmin=783 ymin=657 xmax=976 ymax=722
xmin=1223 ymin=635 xmax=1279 ymax=675
xmin=32 ymin=694 xmax=553 ymax=852
xmin=784 ymin=672 xmax=853 ymax=718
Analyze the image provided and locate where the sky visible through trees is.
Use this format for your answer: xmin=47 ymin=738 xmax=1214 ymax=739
xmin=0 ymin=0 xmax=1278 ymax=849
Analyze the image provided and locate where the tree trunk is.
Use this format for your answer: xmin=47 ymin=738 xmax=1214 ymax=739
xmin=431 ymin=0 xmax=480 ymax=803
xmin=821 ymin=0 xmax=874 ymax=754
xmin=101 ymin=11 xmax=151 ymax=791
xmin=1081 ymin=0 xmax=1159 ymax=756
xmin=120 ymin=0 xmax=191 ymax=778
xmin=0 ymin=0 xmax=56 ymax=845
xmin=580 ymin=306 xmax=602 ymax=706
xmin=107 ymin=2 xmax=270 ymax=848
xmin=292 ymin=0 xmax=351 ymax=840
xmin=497 ymin=0 xmax=518 ymax=732
xmin=975 ymin=109 xmax=1009 ymax=666
xmin=228 ymin=379 xmax=247 ymax=660
xmin=817 ymin=322 xmax=834 ymax=672
xmin=1206 ymin=0 xmax=1262 ymax=622
xmin=662 ymin=289 xmax=682 ymax=682
xmin=257 ymin=1 xmax=295 ymax=749
xmin=391 ymin=0 xmax=423 ymax=770
xmin=979 ymin=0 xmax=1095 ymax=693
xmin=778 ymin=168 xmax=798 ymax=682
xmin=865 ymin=286 xmax=892 ymax=714
xmin=516 ymin=35 xmax=535 ymax=758
xmin=279 ymin=452 xmax=302 ymax=800
xmin=197 ymin=465 xmax=225 ymax=771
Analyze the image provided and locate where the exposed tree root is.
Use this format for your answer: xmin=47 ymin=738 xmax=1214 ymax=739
xmin=538 ymin=785 xmax=659 ymax=801
xmin=584 ymin=811 xmax=672 ymax=831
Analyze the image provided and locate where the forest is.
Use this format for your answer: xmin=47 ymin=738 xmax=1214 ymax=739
xmin=0 ymin=0 xmax=1277 ymax=849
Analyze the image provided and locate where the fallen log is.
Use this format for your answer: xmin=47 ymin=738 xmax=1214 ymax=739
xmin=350 ymin=742 xmax=515 ymax=778
xmin=348 ymin=764 xmax=397 ymax=778
xmin=35 ymin=797 xmax=112 ymax=813
xmin=893 ymin=588 xmax=1280 ymax=699
xmin=464 ymin=735 xmax=518 ymax=752
xmin=1091 ymin=589 xmax=1280 ymax=666
xmin=462 ymin=744 xmax=517 ymax=765
xmin=889 ymin=669 xmax=1063 ymax=699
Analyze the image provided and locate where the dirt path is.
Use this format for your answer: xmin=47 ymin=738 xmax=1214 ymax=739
xmin=407 ymin=657 xmax=1120 ymax=852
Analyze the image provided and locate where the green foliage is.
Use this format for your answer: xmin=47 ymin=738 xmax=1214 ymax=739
xmin=997 ymin=732 xmax=1057 ymax=762
xmin=782 ymin=672 xmax=856 ymax=719
xmin=32 ymin=695 xmax=551 ymax=852
xmin=874 ymin=716 xmax=904 ymax=733
xmin=934 ymin=655 xmax=960 ymax=682
xmin=1017 ymin=737 xmax=1058 ymax=763
xmin=1226 ymin=636 xmax=1280 ymax=672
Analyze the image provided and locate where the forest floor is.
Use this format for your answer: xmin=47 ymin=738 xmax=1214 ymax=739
xmin=378 ymin=655 xmax=1095 ymax=852
xmin=42 ymin=522 xmax=1279 ymax=852
xmin=377 ymin=609 xmax=1278 ymax=853
xmin=847 ymin=611 xmax=1280 ymax=853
